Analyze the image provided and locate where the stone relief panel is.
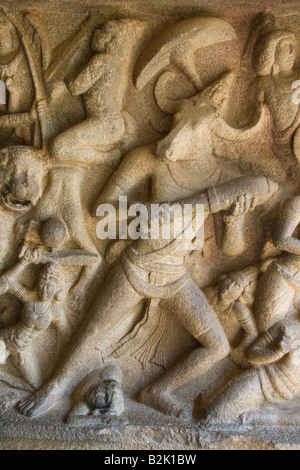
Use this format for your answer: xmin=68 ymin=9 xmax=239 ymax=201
xmin=0 ymin=0 xmax=300 ymax=448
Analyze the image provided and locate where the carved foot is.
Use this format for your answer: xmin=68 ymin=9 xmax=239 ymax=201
xmin=66 ymin=401 xmax=90 ymax=422
xmin=18 ymin=385 xmax=58 ymax=417
xmin=139 ymin=385 xmax=191 ymax=420
xmin=199 ymin=416 xmax=223 ymax=427
xmin=0 ymin=391 xmax=23 ymax=417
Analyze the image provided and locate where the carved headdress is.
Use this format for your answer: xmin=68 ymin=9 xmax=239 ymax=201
xmin=38 ymin=262 xmax=64 ymax=301
xmin=194 ymin=71 xmax=235 ymax=110
xmin=39 ymin=262 xmax=61 ymax=285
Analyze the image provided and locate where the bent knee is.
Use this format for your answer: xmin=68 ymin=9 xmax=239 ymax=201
xmin=51 ymin=133 xmax=72 ymax=159
xmin=197 ymin=322 xmax=230 ymax=360
xmin=215 ymin=337 xmax=230 ymax=360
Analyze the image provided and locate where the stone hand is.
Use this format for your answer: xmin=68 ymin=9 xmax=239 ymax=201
xmin=19 ymin=247 xmax=40 ymax=265
xmin=219 ymin=275 xmax=243 ymax=305
xmin=230 ymin=194 xmax=257 ymax=218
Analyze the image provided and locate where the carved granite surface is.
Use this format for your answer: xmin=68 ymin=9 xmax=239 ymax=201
xmin=1 ymin=0 xmax=300 ymax=450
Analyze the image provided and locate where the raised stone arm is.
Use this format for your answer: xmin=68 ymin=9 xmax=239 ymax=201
xmin=0 ymin=249 xmax=38 ymax=302
xmin=67 ymin=55 xmax=106 ymax=96
xmin=222 ymin=194 xmax=257 ymax=256
xmin=0 ymin=247 xmax=39 ymax=282
xmin=172 ymin=175 xmax=278 ymax=215
xmin=0 ymin=110 xmax=36 ymax=129
xmin=272 ymin=196 xmax=300 ymax=255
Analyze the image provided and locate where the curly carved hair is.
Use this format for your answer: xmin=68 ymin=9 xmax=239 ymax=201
xmin=92 ymin=18 xmax=145 ymax=56
xmin=39 ymin=262 xmax=61 ymax=284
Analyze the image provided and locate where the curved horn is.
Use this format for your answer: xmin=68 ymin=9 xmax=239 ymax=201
xmin=133 ymin=16 xmax=236 ymax=90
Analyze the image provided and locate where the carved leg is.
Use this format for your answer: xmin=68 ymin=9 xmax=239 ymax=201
xmin=10 ymin=351 xmax=43 ymax=391
xmin=60 ymin=175 xmax=102 ymax=294
xmin=18 ymin=263 xmax=143 ymax=417
xmin=51 ymin=116 xmax=125 ymax=164
xmin=202 ymin=369 xmax=264 ymax=424
xmin=139 ymin=279 xmax=230 ymax=418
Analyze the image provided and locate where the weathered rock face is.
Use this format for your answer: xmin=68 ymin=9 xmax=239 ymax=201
xmin=1 ymin=0 xmax=300 ymax=450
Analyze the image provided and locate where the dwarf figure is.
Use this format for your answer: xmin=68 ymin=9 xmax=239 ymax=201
xmin=67 ymin=364 xmax=124 ymax=420
xmin=0 ymin=249 xmax=70 ymax=387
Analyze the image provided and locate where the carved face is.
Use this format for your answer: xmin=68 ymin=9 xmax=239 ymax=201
xmin=275 ymin=39 xmax=296 ymax=73
xmin=0 ymin=30 xmax=13 ymax=56
xmin=37 ymin=263 xmax=61 ymax=301
xmin=155 ymin=104 xmax=215 ymax=162
xmin=37 ymin=279 xmax=57 ymax=301
xmin=0 ymin=147 xmax=44 ymax=213
xmin=0 ymin=21 xmax=18 ymax=57
xmin=255 ymin=32 xmax=297 ymax=76
xmin=86 ymin=381 xmax=119 ymax=411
